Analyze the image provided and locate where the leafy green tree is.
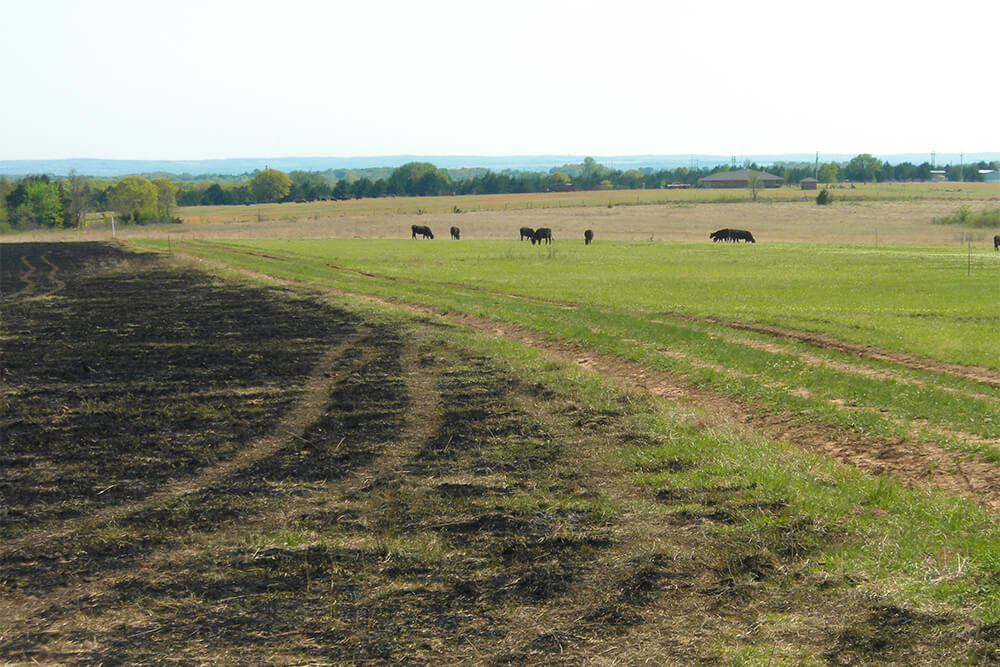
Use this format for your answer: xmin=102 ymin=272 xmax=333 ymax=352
xmin=621 ymin=169 xmax=644 ymax=189
xmin=5 ymin=176 xmax=66 ymax=228
xmin=289 ymin=170 xmax=332 ymax=199
xmin=249 ymin=168 xmax=292 ymax=202
xmin=818 ymin=162 xmax=838 ymax=184
xmin=152 ymin=178 xmax=178 ymax=222
xmin=109 ymin=176 xmax=158 ymax=223
xmin=387 ymin=162 xmax=450 ymax=196
xmin=844 ymin=154 xmax=881 ymax=182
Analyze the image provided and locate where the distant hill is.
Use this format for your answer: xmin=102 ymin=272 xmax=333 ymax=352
xmin=1 ymin=153 xmax=998 ymax=178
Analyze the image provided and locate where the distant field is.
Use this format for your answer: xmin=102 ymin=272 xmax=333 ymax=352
xmin=22 ymin=181 xmax=999 ymax=246
xmin=173 ymin=181 xmax=1000 ymax=225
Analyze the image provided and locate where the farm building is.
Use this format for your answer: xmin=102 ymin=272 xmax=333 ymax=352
xmin=800 ymin=177 xmax=819 ymax=190
xmin=981 ymin=169 xmax=1000 ymax=183
xmin=701 ymin=169 xmax=783 ymax=189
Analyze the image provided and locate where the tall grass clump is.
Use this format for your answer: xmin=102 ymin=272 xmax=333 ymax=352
xmin=932 ymin=206 xmax=1000 ymax=228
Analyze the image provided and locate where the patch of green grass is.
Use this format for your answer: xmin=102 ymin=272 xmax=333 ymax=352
xmin=141 ymin=238 xmax=1000 ymax=370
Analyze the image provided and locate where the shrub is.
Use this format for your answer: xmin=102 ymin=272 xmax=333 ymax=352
xmin=816 ymin=188 xmax=832 ymax=206
xmin=932 ymin=206 xmax=1000 ymax=228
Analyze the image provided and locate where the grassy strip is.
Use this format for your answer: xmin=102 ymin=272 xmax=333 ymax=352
xmin=208 ymin=238 xmax=1000 ymax=370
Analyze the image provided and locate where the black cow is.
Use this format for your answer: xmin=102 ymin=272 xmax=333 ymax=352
xmin=411 ymin=225 xmax=434 ymax=239
xmin=584 ymin=229 xmax=594 ymax=245
xmin=710 ymin=228 xmax=755 ymax=243
xmin=994 ymin=235 xmax=999 ymax=251
xmin=450 ymin=226 xmax=460 ymax=240
xmin=531 ymin=228 xmax=552 ymax=245
xmin=520 ymin=227 xmax=535 ymax=241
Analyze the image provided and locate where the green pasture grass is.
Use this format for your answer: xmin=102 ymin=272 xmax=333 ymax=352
xmin=139 ymin=238 xmax=1000 ymax=464
xmin=157 ymin=238 xmax=999 ymax=370
xmin=271 ymin=292 xmax=1000 ymax=625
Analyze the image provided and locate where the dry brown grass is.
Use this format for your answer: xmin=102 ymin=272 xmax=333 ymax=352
xmin=10 ymin=184 xmax=1000 ymax=245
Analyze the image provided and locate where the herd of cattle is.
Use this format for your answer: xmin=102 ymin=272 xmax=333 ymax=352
xmin=412 ymin=224 xmax=765 ymax=245
xmin=412 ymin=227 xmax=1000 ymax=249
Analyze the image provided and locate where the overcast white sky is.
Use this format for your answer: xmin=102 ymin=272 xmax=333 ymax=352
xmin=2 ymin=0 xmax=997 ymax=160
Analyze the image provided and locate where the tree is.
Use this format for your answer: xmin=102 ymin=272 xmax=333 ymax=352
xmin=249 ymin=168 xmax=292 ymax=202
xmin=621 ymin=169 xmax=644 ymax=189
xmin=747 ymin=170 xmax=763 ymax=201
xmin=387 ymin=162 xmax=450 ymax=196
xmin=5 ymin=176 xmax=66 ymax=228
xmin=109 ymin=176 xmax=158 ymax=223
xmin=151 ymin=178 xmax=178 ymax=222
xmin=844 ymin=154 xmax=881 ymax=182
xmin=66 ymin=171 xmax=92 ymax=228
xmin=818 ymin=162 xmax=838 ymax=184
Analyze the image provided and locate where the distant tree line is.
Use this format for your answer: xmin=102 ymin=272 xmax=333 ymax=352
xmin=2 ymin=155 xmax=997 ymax=230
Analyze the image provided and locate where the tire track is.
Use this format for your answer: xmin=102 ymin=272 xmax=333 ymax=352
xmin=37 ymin=253 xmax=65 ymax=297
xmin=0 ymin=336 xmax=373 ymax=560
xmin=8 ymin=255 xmax=36 ymax=298
xmin=1 ymin=323 xmax=444 ymax=658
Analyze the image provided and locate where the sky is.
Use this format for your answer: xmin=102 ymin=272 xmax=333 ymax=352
xmin=2 ymin=0 xmax=998 ymax=161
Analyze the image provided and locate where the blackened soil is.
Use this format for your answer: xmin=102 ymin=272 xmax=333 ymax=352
xmin=1 ymin=243 xmax=357 ymax=540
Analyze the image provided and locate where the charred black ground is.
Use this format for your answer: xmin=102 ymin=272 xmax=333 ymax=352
xmin=2 ymin=242 xmax=997 ymax=664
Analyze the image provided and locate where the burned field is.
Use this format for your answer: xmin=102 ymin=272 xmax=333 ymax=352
xmin=2 ymin=242 xmax=999 ymax=664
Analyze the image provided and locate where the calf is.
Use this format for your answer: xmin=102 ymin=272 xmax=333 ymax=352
xmin=995 ymin=235 xmax=999 ymax=251
xmin=411 ymin=224 xmax=434 ymax=239
xmin=531 ymin=228 xmax=552 ymax=245
xmin=520 ymin=227 xmax=535 ymax=241
xmin=584 ymin=229 xmax=594 ymax=245
xmin=450 ymin=226 xmax=460 ymax=240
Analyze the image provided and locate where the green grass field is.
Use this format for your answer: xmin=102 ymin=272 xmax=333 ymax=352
xmin=152 ymin=238 xmax=1000 ymax=369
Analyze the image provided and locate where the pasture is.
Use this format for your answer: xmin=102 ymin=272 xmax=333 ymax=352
xmin=3 ymin=194 xmax=1000 ymax=662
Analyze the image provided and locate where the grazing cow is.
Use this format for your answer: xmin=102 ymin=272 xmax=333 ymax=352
xmin=584 ymin=229 xmax=594 ymax=245
xmin=732 ymin=229 xmax=755 ymax=243
xmin=450 ymin=226 xmax=460 ymax=240
xmin=710 ymin=228 xmax=732 ymax=242
xmin=531 ymin=227 xmax=552 ymax=245
xmin=995 ymin=235 xmax=1000 ymax=251
xmin=520 ymin=227 xmax=535 ymax=241
xmin=411 ymin=224 xmax=434 ymax=239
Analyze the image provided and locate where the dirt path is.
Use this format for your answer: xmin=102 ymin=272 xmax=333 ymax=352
xmin=668 ymin=312 xmax=1000 ymax=390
